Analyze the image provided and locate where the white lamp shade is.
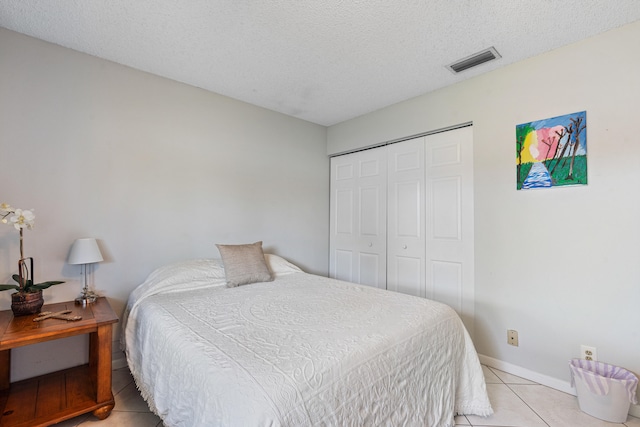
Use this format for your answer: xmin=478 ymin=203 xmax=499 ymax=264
xmin=68 ymin=238 xmax=104 ymax=265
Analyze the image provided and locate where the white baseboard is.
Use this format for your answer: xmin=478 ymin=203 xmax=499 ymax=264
xmin=112 ymin=350 xmax=127 ymax=370
xmin=112 ymin=357 xmax=127 ymax=370
xmin=478 ymin=354 xmax=640 ymax=419
xmin=478 ymin=355 xmax=575 ymax=394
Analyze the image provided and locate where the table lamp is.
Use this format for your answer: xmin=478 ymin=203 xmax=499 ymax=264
xmin=68 ymin=238 xmax=104 ymax=305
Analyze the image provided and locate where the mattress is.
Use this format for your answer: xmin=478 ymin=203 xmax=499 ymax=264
xmin=122 ymin=256 xmax=492 ymax=426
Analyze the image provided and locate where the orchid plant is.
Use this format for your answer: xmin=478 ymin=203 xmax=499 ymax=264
xmin=0 ymin=202 xmax=64 ymax=293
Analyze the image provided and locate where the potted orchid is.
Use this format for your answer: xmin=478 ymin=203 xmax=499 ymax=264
xmin=0 ymin=203 xmax=64 ymax=315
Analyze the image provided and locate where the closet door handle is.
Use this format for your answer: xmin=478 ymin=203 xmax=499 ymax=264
xmin=403 ymin=245 xmax=407 ymax=249
xmin=368 ymin=242 xmax=373 ymax=247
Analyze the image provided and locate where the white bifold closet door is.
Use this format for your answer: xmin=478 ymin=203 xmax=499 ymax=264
xmin=425 ymin=126 xmax=475 ymax=330
xmin=329 ymin=148 xmax=387 ymax=288
xmin=329 ymin=126 xmax=474 ymax=332
xmin=387 ymin=137 xmax=425 ymax=297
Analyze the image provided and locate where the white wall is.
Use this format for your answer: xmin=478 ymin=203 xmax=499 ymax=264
xmin=328 ymin=20 xmax=640 ymax=395
xmin=0 ymin=28 xmax=329 ymax=379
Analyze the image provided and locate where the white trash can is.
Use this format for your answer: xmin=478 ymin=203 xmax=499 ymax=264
xmin=570 ymin=359 xmax=638 ymax=423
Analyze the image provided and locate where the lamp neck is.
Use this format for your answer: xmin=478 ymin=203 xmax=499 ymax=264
xmin=81 ymin=263 xmax=90 ymax=291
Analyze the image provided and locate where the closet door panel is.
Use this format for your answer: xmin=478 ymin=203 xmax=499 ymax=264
xmin=431 ymin=260 xmax=463 ymax=314
xmin=359 ymin=186 xmax=380 ymax=235
xmin=387 ymin=137 xmax=425 ymax=297
xmin=395 ymin=181 xmax=421 ymax=237
xmin=358 ymin=184 xmax=384 ymax=288
xmin=388 ymin=255 xmax=422 ymax=296
xmin=334 ymin=189 xmax=354 ymax=234
xmin=431 ymin=177 xmax=461 ymax=241
xmin=334 ymin=249 xmax=353 ymax=282
xmin=331 ymin=154 xmax=356 ymax=282
xmin=330 ymin=147 xmax=387 ymax=288
xmin=425 ymin=126 xmax=475 ymax=334
xmin=355 ymin=148 xmax=387 ymax=288
xmin=359 ymin=252 xmax=381 ymax=288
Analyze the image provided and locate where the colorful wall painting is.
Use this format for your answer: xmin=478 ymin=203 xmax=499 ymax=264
xmin=516 ymin=111 xmax=587 ymax=190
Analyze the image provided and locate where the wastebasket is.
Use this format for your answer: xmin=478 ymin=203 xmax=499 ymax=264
xmin=569 ymin=359 xmax=638 ymax=423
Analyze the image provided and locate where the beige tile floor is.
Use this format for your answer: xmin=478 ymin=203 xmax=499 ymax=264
xmin=457 ymin=366 xmax=640 ymax=427
xmin=54 ymin=365 xmax=639 ymax=427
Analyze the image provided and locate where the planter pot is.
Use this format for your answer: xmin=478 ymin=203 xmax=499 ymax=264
xmin=11 ymin=290 xmax=44 ymax=316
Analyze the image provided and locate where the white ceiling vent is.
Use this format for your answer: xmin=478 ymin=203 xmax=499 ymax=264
xmin=447 ymin=47 xmax=501 ymax=74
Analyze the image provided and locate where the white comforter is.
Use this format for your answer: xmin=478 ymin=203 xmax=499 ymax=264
xmin=123 ymin=258 xmax=492 ymax=427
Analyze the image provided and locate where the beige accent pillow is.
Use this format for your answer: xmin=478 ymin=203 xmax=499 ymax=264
xmin=216 ymin=241 xmax=273 ymax=287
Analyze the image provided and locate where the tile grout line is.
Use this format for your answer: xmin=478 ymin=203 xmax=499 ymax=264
xmin=486 ymin=366 xmax=551 ymax=427
xmin=502 ymin=382 xmax=551 ymax=427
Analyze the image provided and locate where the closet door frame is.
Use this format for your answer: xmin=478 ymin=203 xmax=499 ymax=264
xmin=329 ymin=124 xmax=475 ymax=336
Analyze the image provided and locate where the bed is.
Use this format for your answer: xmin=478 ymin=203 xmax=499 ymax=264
xmin=122 ymin=251 xmax=492 ymax=427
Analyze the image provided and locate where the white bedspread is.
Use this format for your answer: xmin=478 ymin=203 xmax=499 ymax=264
xmin=124 ymin=262 xmax=492 ymax=427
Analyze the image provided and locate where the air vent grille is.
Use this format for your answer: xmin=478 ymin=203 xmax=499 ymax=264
xmin=447 ymin=47 xmax=501 ymax=74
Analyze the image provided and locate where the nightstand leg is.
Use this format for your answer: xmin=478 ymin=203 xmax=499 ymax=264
xmin=0 ymin=350 xmax=9 ymax=390
xmin=90 ymin=324 xmax=115 ymax=419
xmin=93 ymin=402 xmax=116 ymax=420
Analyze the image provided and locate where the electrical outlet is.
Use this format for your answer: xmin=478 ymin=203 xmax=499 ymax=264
xmin=507 ymin=329 xmax=519 ymax=346
xmin=581 ymin=345 xmax=597 ymax=361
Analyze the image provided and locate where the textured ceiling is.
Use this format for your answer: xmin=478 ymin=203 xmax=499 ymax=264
xmin=1 ymin=1 xmax=640 ymax=126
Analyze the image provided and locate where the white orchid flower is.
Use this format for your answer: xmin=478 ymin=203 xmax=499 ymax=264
xmin=9 ymin=209 xmax=35 ymax=230
xmin=0 ymin=203 xmax=13 ymax=223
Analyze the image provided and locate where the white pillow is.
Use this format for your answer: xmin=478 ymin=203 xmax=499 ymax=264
xmin=264 ymin=254 xmax=303 ymax=276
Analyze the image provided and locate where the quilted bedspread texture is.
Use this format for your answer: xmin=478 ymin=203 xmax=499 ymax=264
xmin=124 ymin=268 xmax=492 ymax=426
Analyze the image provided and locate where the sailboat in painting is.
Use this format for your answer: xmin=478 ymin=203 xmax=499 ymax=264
xmin=516 ymin=111 xmax=587 ymax=190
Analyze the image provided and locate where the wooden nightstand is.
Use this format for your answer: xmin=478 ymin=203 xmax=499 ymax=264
xmin=0 ymin=297 xmax=118 ymax=427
